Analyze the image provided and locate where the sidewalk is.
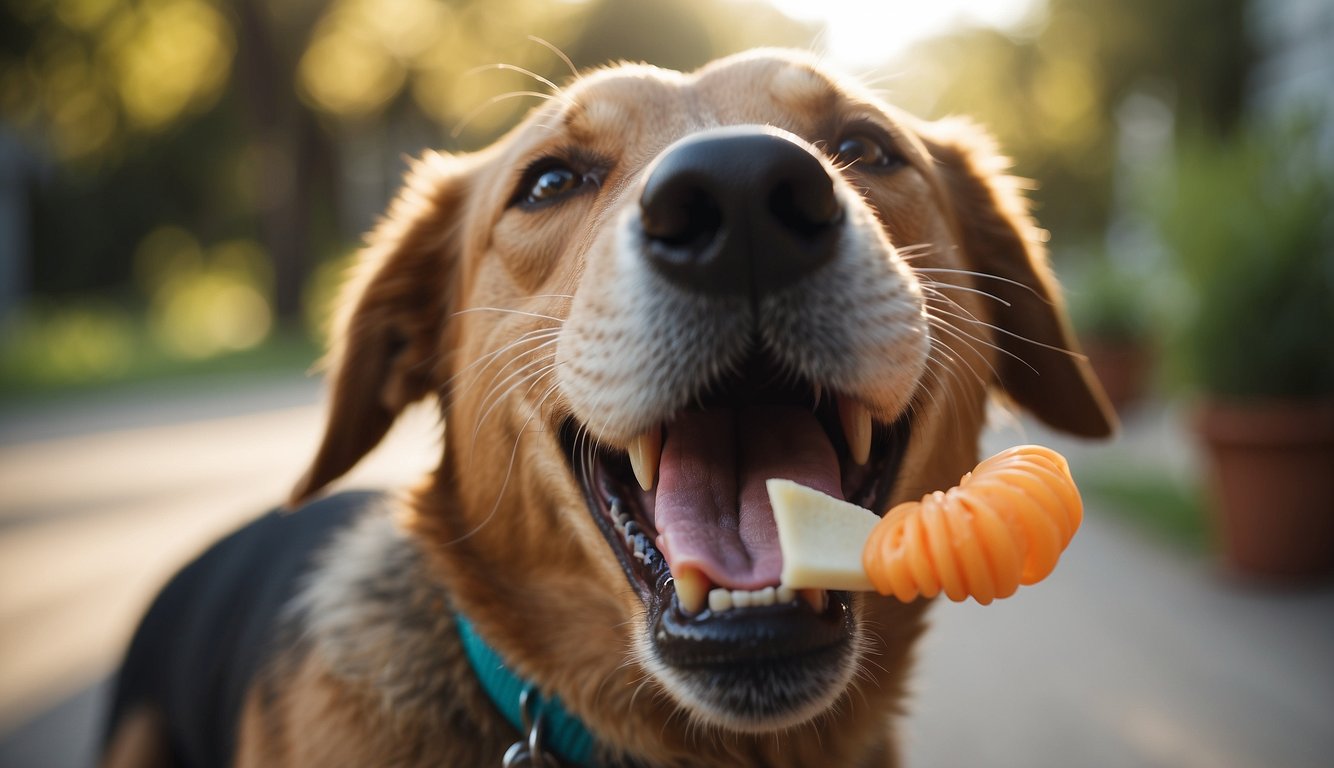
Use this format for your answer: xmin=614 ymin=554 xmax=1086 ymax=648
xmin=915 ymin=404 xmax=1334 ymax=767
xmin=1 ymin=383 xmax=1331 ymax=767
xmin=0 ymin=373 xmax=441 ymax=768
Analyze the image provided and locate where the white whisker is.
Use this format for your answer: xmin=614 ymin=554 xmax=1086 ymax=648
xmin=919 ymin=280 xmax=1011 ymax=307
xmin=930 ymin=305 xmax=1081 ymax=362
xmin=444 ymin=327 xmax=559 ymax=395
xmin=464 ymin=62 xmax=569 ymax=103
xmin=526 ymin=35 xmax=578 ymax=81
xmin=470 ymin=359 xmax=560 ymax=451
xmin=914 ymin=267 xmax=1050 ymax=303
xmin=453 ymin=306 xmax=566 ymax=323
xmin=451 ymin=90 xmax=555 ymax=139
xmin=924 ymin=313 xmax=1010 ymax=381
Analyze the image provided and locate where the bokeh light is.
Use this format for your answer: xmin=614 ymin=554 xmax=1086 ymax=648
xmin=134 ymin=227 xmax=273 ymax=359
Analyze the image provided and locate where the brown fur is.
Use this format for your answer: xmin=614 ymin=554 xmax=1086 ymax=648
xmin=104 ymin=706 xmax=172 ymax=768
xmin=107 ymin=49 xmax=1112 ymax=767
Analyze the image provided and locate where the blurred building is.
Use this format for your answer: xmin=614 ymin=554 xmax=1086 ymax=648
xmin=1251 ymin=0 xmax=1334 ymax=151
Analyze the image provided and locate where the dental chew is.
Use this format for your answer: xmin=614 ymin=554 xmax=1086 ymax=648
xmin=770 ymin=445 xmax=1082 ymax=605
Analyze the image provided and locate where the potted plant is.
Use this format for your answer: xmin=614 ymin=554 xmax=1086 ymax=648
xmin=1070 ymin=247 xmax=1157 ymax=413
xmin=1155 ymin=120 xmax=1334 ymax=582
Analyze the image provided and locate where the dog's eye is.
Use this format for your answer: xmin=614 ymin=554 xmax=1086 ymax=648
xmin=520 ymin=164 xmax=584 ymax=206
xmin=834 ymin=131 xmax=903 ymax=171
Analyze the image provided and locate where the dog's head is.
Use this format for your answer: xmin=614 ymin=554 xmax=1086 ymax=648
xmin=293 ymin=50 xmax=1113 ymax=761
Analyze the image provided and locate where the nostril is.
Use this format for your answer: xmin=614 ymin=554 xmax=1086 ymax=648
xmin=768 ymin=178 xmax=841 ymax=240
xmin=642 ymin=184 xmax=724 ymax=250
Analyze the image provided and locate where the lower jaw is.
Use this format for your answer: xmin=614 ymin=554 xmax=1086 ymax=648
xmin=641 ymin=577 xmax=859 ymax=731
xmin=643 ymin=637 xmax=861 ymax=732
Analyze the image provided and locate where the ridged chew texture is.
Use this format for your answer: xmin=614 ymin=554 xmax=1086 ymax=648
xmin=862 ymin=445 xmax=1082 ymax=605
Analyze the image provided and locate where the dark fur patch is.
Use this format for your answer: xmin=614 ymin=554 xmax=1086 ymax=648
xmin=105 ymin=492 xmax=379 ymax=767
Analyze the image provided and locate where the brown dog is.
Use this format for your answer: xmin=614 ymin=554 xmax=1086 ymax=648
xmin=104 ymin=49 xmax=1113 ymax=767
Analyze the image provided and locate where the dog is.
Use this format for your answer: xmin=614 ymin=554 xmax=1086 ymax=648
xmin=103 ymin=49 xmax=1114 ymax=767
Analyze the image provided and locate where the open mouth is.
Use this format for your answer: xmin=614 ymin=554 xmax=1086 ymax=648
xmin=560 ymin=348 xmax=912 ymax=723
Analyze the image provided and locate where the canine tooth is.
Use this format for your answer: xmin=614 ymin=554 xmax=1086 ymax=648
xmin=628 ymin=426 xmax=662 ymax=491
xmin=800 ymin=588 xmax=828 ymax=613
xmin=754 ymin=586 xmax=776 ymax=606
xmin=731 ymin=590 xmax=753 ymax=609
xmin=674 ymin=568 xmax=710 ymax=615
xmin=776 ymin=585 xmax=796 ymax=604
xmin=812 ymin=383 xmax=824 ymax=408
xmin=708 ymin=588 xmax=733 ymax=613
xmin=838 ymin=397 xmax=872 ymax=465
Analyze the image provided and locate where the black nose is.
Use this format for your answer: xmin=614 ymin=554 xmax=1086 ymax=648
xmin=639 ymin=127 xmax=842 ymax=297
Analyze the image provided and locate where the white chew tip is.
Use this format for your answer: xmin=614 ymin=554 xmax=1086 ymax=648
xmin=768 ymin=478 xmax=879 ymax=592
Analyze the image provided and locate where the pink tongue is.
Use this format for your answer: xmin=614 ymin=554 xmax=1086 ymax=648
xmin=654 ymin=406 xmax=842 ymax=590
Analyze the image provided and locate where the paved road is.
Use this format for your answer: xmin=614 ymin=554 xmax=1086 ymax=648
xmin=1 ymin=376 xmax=1331 ymax=767
xmin=0 ymin=374 xmax=441 ymax=767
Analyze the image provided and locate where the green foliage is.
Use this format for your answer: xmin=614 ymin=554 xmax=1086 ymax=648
xmin=1069 ymin=247 xmax=1155 ymax=344
xmin=1154 ymin=122 xmax=1334 ymax=399
xmin=0 ymin=300 xmax=137 ymax=388
xmin=2 ymin=0 xmax=814 ymax=327
xmin=896 ymin=0 xmax=1253 ymax=250
xmin=0 ymin=304 xmax=317 ymax=399
xmin=0 ymin=0 xmax=234 ymax=163
xmin=1082 ymin=468 xmax=1208 ymax=551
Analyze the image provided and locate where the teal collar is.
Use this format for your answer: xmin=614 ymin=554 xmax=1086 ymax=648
xmin=454 ymin=612 xmax=598 ymax=767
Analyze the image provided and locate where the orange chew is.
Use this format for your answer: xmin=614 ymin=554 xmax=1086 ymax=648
xmin=862 ymin=445 xmax=1082 ymax=605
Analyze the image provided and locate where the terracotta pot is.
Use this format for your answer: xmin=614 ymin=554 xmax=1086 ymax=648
xmin=1082 ymin=338 xmax=1153 ymax=412
xmin=1195 ymin=399 xmax=1334 ymax=582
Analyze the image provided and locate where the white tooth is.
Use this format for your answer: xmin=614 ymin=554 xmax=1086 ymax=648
xmin=628 ymin=426 xmax=662 ymax=491
xmin=731 ymin=590 xmax=753 ymax=609
xmin=800 ymin=588 xmax=828 ymax=613
xmin=838 ymin=397 xmax=872 ymax=465
xmin=674 ymin=568 xmax=709 ymax=615
xmin=812 ymin=383 xmax=824 ymax=408
xmin=754 ymin=586 xmax=776 ymax=606
xmin=776 ymin=585 xmax=796 ymax=604
xmin=708 ymin=588 xmax=733 ymax=613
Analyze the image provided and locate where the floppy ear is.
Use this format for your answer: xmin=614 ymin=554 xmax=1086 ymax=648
xmin=922 ymin=118 xmax=1116 ymax=438
xmin=289 ymin=151 xmax=468 ymax=505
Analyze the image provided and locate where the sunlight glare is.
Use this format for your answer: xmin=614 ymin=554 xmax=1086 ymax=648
xmin=765 ymin=0 xmax=1042 ymax=68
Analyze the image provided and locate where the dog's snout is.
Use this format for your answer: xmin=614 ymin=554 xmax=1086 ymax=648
xmin=639 ymin=127 xmax=841 ymax=297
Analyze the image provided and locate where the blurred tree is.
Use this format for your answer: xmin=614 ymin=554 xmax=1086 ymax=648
xmin=567 ymin=0 xmax=813 ymax=73
xmin=232 ymin=0 xmax=334 ymax=323
xmin=1 ymin=0 xmax=246 ymax=296
xmin=895 ymin=0 xmax=1255 ymax=246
